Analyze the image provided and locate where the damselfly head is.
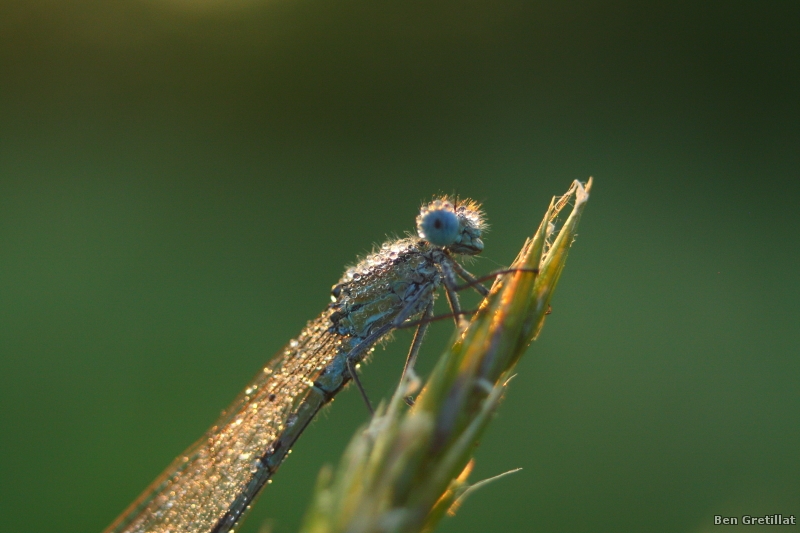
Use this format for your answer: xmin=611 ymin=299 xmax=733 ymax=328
xmin=416 ymin=197 xmax=485 ymax=255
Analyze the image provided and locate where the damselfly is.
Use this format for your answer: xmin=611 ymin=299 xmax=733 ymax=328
xmin=104 ymin=197 xmax=492 ymax=533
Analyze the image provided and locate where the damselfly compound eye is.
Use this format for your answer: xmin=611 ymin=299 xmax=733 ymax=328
xmin=418 ymin=208 xmax=460 ymax=246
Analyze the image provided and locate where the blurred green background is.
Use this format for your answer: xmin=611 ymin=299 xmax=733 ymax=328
xmin=1 ymin=1 xmax=798 ymax=532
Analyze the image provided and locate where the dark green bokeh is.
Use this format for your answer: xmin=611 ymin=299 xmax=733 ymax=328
xmin=1 ymin=2 xmax=798 ymax=532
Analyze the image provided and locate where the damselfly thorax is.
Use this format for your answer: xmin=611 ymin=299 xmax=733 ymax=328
xmin=104 ymin=197 xmax=489 ymax=533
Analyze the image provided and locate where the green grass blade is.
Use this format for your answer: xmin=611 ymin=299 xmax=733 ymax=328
xmin=299 ymin=178 xmax=592 ymax=533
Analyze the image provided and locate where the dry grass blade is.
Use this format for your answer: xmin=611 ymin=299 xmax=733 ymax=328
xmin=299 ymin=178 xmax=593 ymax=533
